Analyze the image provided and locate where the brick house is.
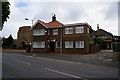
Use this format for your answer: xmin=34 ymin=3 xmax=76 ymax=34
xmin=90 ymin=24 xmax=113 ymax=50
xmin=31 ymin=15 xmax=90 ymax=54
xmin=17 ymin=26 xmax=31 ymax=48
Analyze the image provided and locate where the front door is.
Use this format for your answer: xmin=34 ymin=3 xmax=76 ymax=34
xmin=49 ymin=42 xmax=55 ymax=52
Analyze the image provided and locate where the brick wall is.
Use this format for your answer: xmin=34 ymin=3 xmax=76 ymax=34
xmin=17 ymin=26 xmax=31 ymax=48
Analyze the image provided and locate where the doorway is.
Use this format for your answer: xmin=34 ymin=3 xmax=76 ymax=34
xmin=49 ymin=42 xmax=55 ymax=52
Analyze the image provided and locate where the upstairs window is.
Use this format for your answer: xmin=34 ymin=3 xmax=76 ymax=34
xmin=65 ymin=41 xmax=73 ymax=48
xmin=33 ymin=29 xmax=45 ymax=36
xmin=87 ymin=28 xmax=89 ymax=33
xmin=65 ymin=28 xmax=73 ymax=34
xmin=76 ymin=41 xmax=84 ymax=48
xmin=76 ymin=26 xmax=84 ymax=34
xmin=53 ymin=29 xmax=58 ymax=35
xmin=32 ymin=42 xmax=45 ymax=48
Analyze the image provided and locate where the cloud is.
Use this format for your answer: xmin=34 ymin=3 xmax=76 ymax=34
xmin=0 ymin=1 xmax=118 ymax=39
xmin=102 ymin=2 xmax=118 ymax=20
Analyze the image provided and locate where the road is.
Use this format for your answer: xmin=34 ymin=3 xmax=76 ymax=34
xmin=2 ymin=51 xmax=119 ymax=79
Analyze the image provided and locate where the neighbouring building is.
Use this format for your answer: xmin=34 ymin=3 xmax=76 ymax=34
xmin=90 ymin=24 xmax=113 ymax=50
xmin=112 ymin=36 xmax=120 ymax=52
xmin=17 ymin=26 xmax=31 ymax=48
xmin=31 ymin=15 xmax=91 ymax=54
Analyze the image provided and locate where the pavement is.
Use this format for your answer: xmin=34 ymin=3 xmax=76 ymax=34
xmin=2 ymin=51 xmax=119 ymax=79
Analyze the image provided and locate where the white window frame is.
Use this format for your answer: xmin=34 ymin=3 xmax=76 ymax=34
xmin=33 ymin=29 xmax=45 ymax=36
xmin=65 ymin=41 xmax=73 ymax=48
xmin=87 ymin=28 xmax=89 ymax=33
xmin=32 ymin=42 xmax=45 ymax=48
xmin=65 ymin=27 xmax=73 ymax=34
xmin=53 ymin=29 xmax=58 ymax=35
xmin=75 ymin=26 xmax=84 ymax=34
xmin=56 ymin=42 xmax=61 ymax=48
xmin=48 ymin=30 xmax=50 ymax=35
xmin=75 ymin=41 xmax=84 ymax=48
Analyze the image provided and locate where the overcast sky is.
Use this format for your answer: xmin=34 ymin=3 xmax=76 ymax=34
xmin=0 ymin=0 xmax=119 ymax=39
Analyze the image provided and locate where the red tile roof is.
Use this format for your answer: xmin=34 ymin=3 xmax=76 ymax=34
xmin=38 ymin=20 xmax=63 ymax=28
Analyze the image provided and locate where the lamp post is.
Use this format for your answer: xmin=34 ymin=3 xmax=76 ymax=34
xmin=25 ymin=18 xmax=33 ymax=54
xmin=25 ymin=18 xmax=33 ymax=26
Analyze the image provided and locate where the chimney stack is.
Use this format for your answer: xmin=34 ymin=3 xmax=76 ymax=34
xmin=97 ymin=24 xmax=99 ymax=30
xmin=52 ymin=14 xmax=56 ymax=21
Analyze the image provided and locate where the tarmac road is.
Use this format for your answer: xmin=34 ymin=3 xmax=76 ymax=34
xmin=2 ymin=51 xmax=119 ymax=79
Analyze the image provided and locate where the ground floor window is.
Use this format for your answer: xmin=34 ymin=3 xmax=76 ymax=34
xmin=65 ymin=41 xmax=73 ymax=48
xmin=33 ymin=42 xmax=45 ymax=48
xmin=56 ymin=42 xmax=61 ymax=48
xmin=76 ymin=41 xmax=84 ymax=48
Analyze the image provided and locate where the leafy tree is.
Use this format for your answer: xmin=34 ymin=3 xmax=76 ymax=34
xmin=0 ymin=0 xmax=10 ymax=30
xmin=89 ymin=26 xmax=95 ymax=33
xmin=2 ymin=34 xmax=14 ymax=49
xmin=94 ymin=37 xmax=103 ymax=48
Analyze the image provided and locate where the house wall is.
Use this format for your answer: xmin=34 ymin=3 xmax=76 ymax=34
xmin=17 ymin=26 xmax=31 ymax=48
xmin=48 ymin=28 xmax=62 ymax=53
xmin=62 ymin=24 xmax=90 ymax=54
xmin=32 ymin=23 xmax=90 ymax=54
xmin=32 ymin=23 xmax=48 ymax=53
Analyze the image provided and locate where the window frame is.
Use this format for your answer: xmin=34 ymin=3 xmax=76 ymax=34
xmin=53 ymin=29 xmax=58 ymax=35
xmin=32 ymin=42 xmax=45 ymax=48
xmin=65 ymin=41 xmax=73 ymax=48
xmin=75 ymin=26 xmax=84 ymax=34
xmin=56 ymin=42 xmax=61 ymax=48
xmin=75 ymin=41 xmax=84 ymax=48
xmin=33 ymin=29 xmax=45 ymax=36
xmin=65 ymin=27 xmax=73 ymax=34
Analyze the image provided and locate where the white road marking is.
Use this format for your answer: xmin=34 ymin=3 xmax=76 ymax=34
xmin=14 ymin=59 xmax=31 ymax=65
xmin=36 ymin=57 xmax=82 ymax=65
xmin=44 ymin=68 xmax=87 ymax=80
xmin=7 ymin=53 xmax=82 ymax=65
xmin=6 ymin=53 xmax=114 ymax=69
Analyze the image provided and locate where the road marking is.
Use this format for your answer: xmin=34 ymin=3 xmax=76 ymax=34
xmin=14 ymin=59 xmax=31 ymax=65
xmin=44 ymin=68 xmax=87 ymax=80
xmin=36 ymin=57 xmax=82 ymax=65
xmin=7 ymin=53 xmax=82 ymax=65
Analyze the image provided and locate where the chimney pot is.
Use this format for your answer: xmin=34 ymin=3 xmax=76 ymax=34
xmin=52 ymin=14 xmax=56 ymax=21
xmin=97 ymin=24 xmax=99 ymax=30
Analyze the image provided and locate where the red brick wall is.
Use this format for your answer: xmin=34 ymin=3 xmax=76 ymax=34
xmin=32 ymin=23 xmax=90 ymax=54
xmin=62 ymin=24 xmax=90 ymax=54
xmin=32 ymin=23 xmax=48 ymax=53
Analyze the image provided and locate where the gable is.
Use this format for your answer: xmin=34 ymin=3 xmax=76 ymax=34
xmin=33 ymin=22 xmax=47 ymax=30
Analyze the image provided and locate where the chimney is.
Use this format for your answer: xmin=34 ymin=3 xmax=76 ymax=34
xmin=52 ymin=14 xmax=56 ymax=21
xmin=97 ymin=24 xmax=99 ymax=30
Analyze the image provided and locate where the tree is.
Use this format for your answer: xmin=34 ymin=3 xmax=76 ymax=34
xmin=94 ymin=37 xmax=103 ymax=48
xmin=0 ymin=0 xmax=10 ymax=30
xmin=89 ymin=26 xmax=95 ymax=33
xmin=2 ymin=34 xmax=14 ymax=49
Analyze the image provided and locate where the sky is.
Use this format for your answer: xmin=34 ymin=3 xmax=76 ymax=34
xmin=0 ymin=0 xmax=119 ymax=39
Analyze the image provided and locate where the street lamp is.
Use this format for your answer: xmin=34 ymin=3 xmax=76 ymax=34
xmin=25 ymin=18 xmax=33 ymax=54
xmin=25 ymin=18 xmax=33 ymax=26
